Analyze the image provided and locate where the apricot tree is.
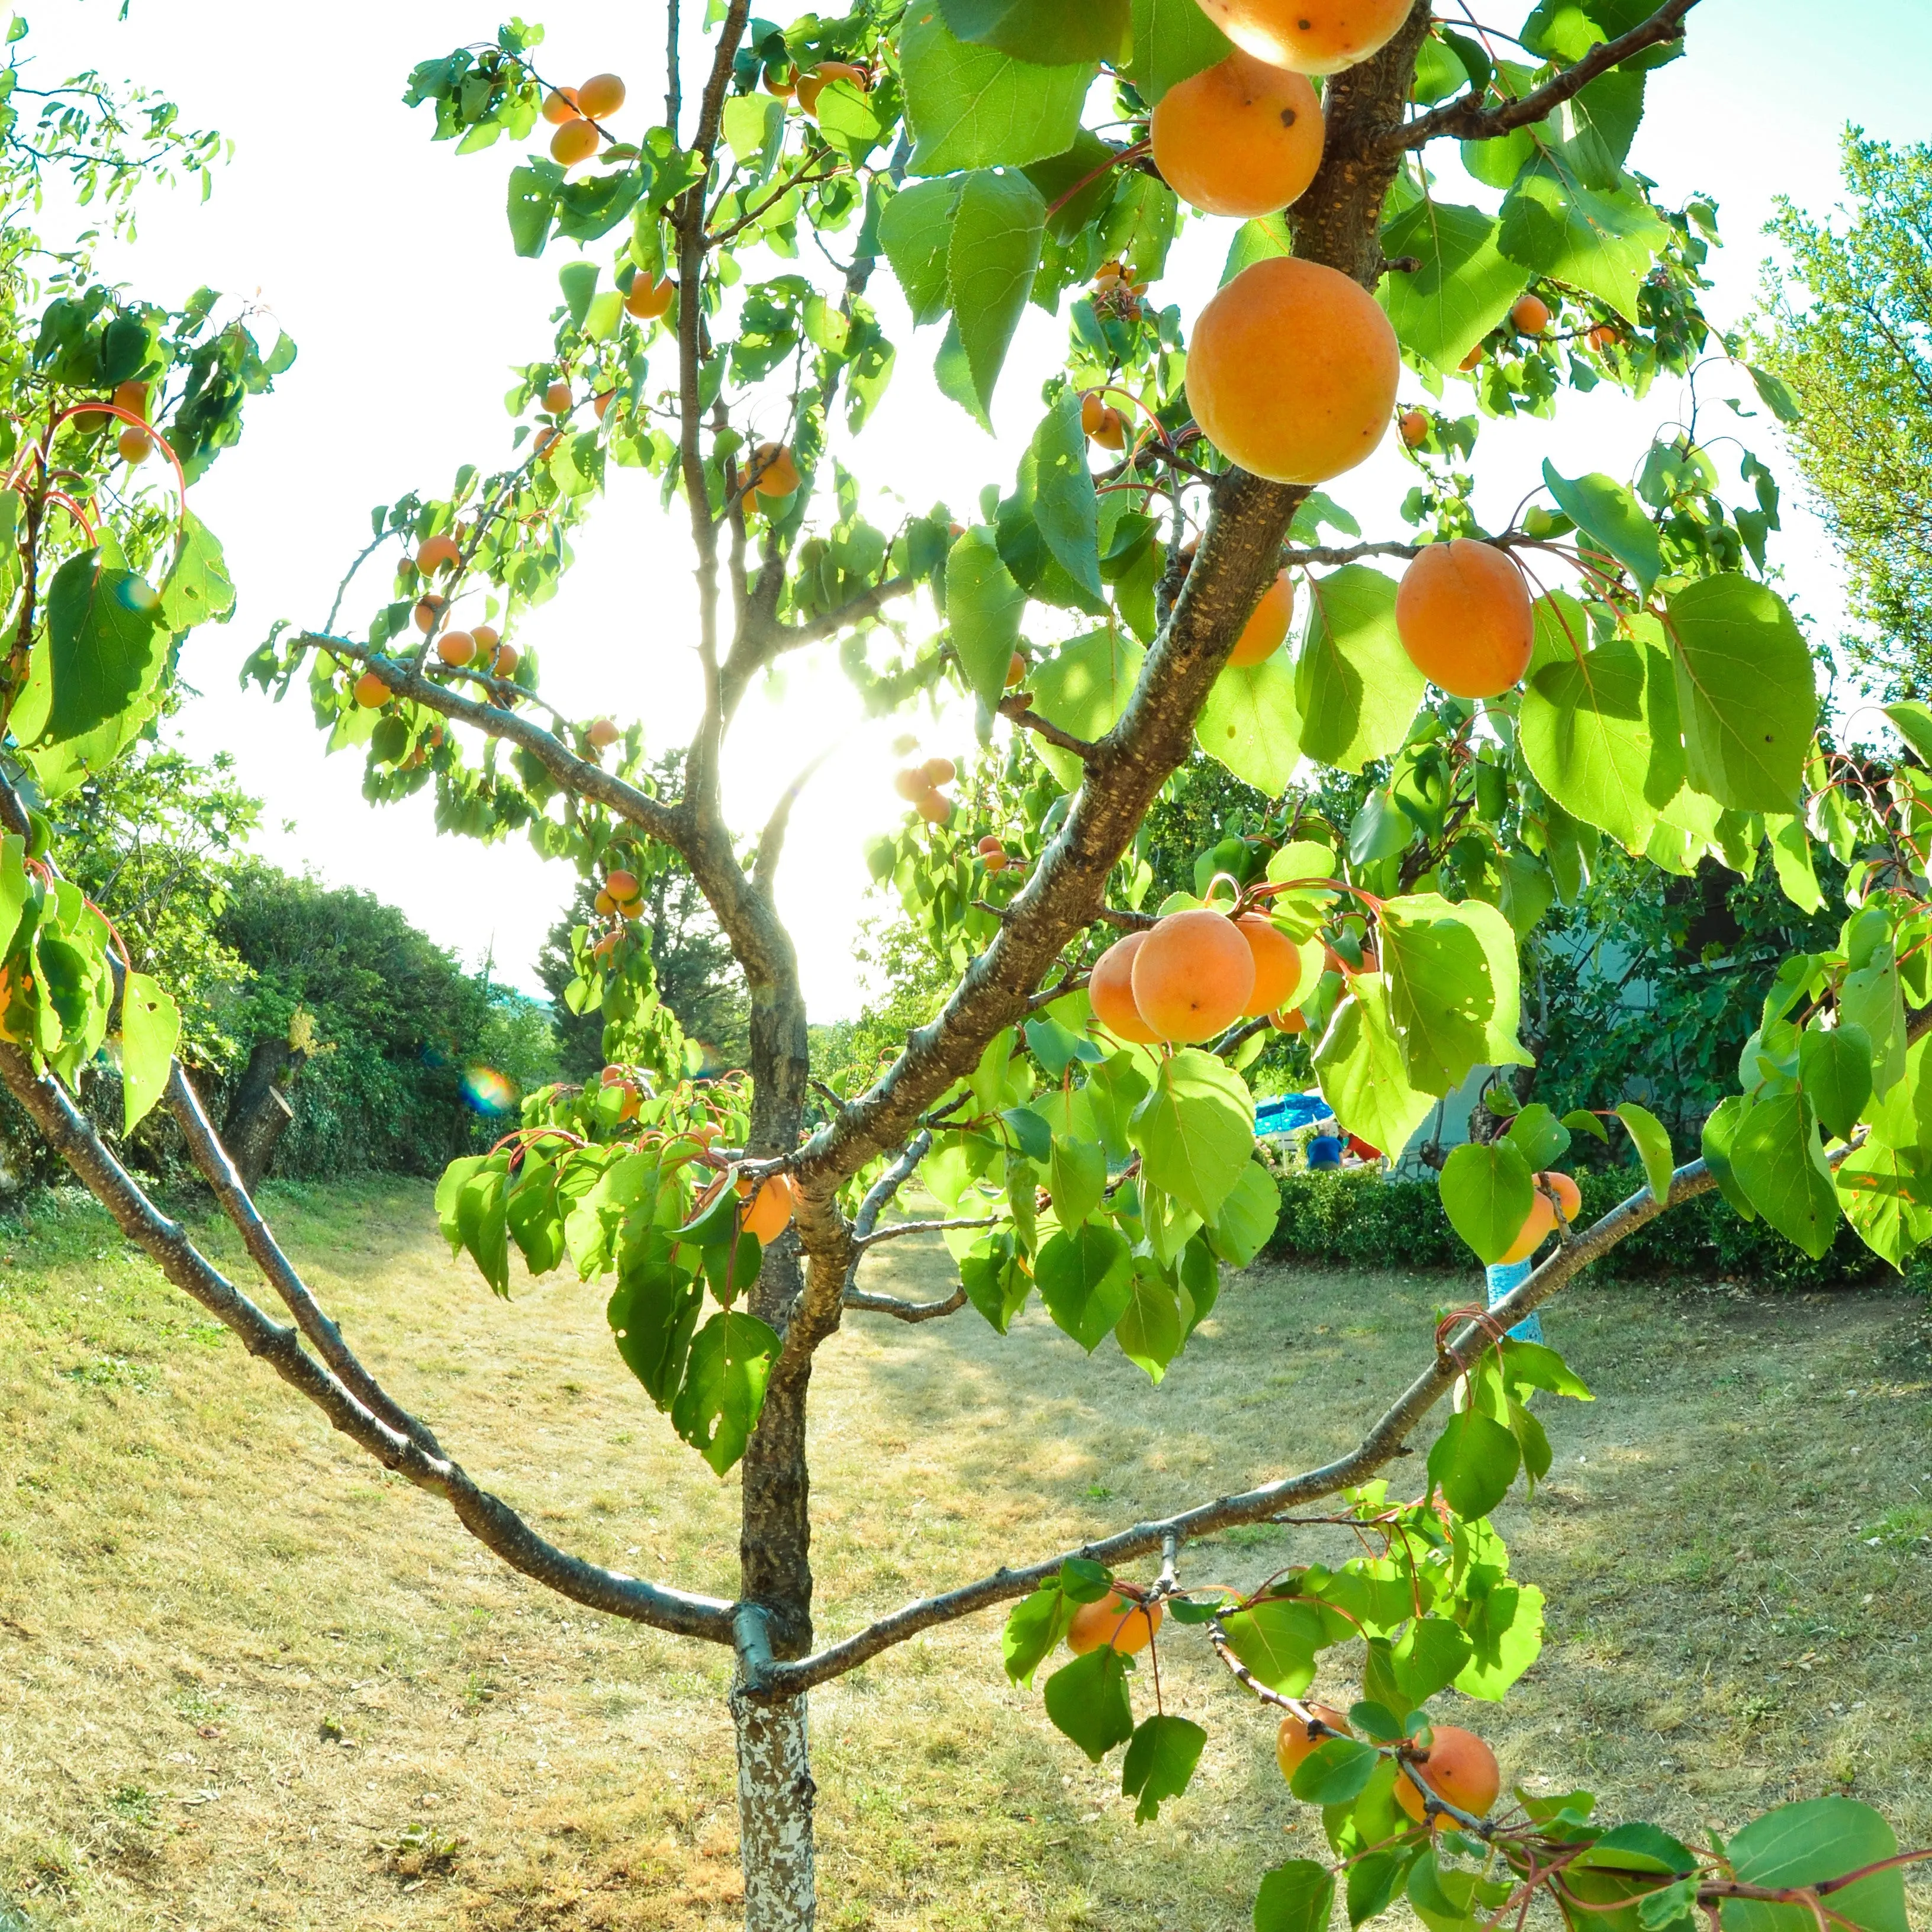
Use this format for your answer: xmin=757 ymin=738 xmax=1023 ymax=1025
xmin=8 ymin=4 xmax=1932 ymax=1931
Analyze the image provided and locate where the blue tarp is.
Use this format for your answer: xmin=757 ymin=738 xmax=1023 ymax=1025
xmin=1255 ymin=1091 xmax=1330 ymax=1137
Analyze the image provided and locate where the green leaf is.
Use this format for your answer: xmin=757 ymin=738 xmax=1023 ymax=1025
xmin=158 ymin=512 xmax=235 ymax=633
xmin=1029 ymin=626 xmax=1144 ymax=788
xmin=1124 ymin=0 xmax=1232 ymax=102
xmin=1663 ymin=575 xmax=1815 ymax=813
xmin=1542 ymin=464 xmax=1661 ymax=598
xmin=455 ymin=1160 xmax=512 ymax=1297
xmin=1219 ymin=1599 xmax=1327 ymax=1696
xmin=1440 ymin=1141 xmax=1536 ymax=1263
xmin=1456 ymin=1581 xmax=1545 ymax=1698
xmin=1255 ymin=1859 xmax=1337 ymax=1932
xmin=946 ymin=168 xmax=1048 ymax=426
xmin=1120 ymin=1712 xmax=1206 ymax=1822
xmin=1428 ymin=1409 xmax=1521 ymax=1519
xmin=1701 ymin=1094 xmax=1757 ymax=1222
xmin=506 ymin=1158 xmax=568 ymax=1277
xmin=1003 ymin=1103 xmax=1055 ymax=1163
xmin=1297 ymin=567 xmax=1421 ymax=773
xmin=1842 ymin=949 xmax=1906 ymax=1102
xmin=879 ymin=177 xmax=963 ymax=324
xmin=1732 ymin=1093 xmax=1839 ymax=1260
xmin=607 ymin=1252 xmax=704 ymax=1406
xmin=947 ymin=525 xmax=1028 ymax=709
xmin=1347 ymin=1850 xmax=1416 ymax=1928
xmin=1031 ymin=391 xmax=1102 ymax=598
xmin=1502 ymin=1337 xmax=1594 ymax=1400
xmin=1503 ymin=1102 xmax=1571 ymax=1171
xmin=435 ymin=1155 xmax=489 ymax=1255
xmin=118 ymin=971 xmax=178 ymax=1133
xmin=1499 ymin=159 xmax=1669 ymax=322
xmin=1377 ymin=201 xmax=1524 ymax=373
xmin=1049 ymin=1132 xmax=1107 ymax=1227
xmin=901 ymin=8 xmax=1094 ymax=174
xmin=34 ymin=549 xmax=167 ymax=749
xmin=1043 ymin=1645 xmax=1135 ymax=1762
xmin=941 ymin=0 xmax=1131 ymax=65
xmin=1003 ymin=1584 xmax=1076 ymax=1684
xmin=1290 ymin=1735 xmax=1383 ymax=1806
xmin=1379 ymin=894 xmax=1528 ymax=1096
xmin=669 ymin=1311 xmax=780 ymax=1476
xmin=1312 ymin=980 xmax=1438 ymax=1167
xmin=1196 ymin=654 xmax=1303 ymax=794
xmin=1035 ymin=1220 xmax=1134 ymax=1350
xmin=1746 ymin=363 xmax=1802 ymax=426
xmin=1129 ymin=1048 xmax=1255 ymax=1223
xmin=961 ymin=1231 xmax=1033 ymax=1333
xmin=1763 ymin=813 xmax=1822 ymax=914
xmin=1722 ymin=1798 xmax=1907 ymax=1932
xmin=1115 ymin=1264 xmax=1186 ymax=1381
xmin=1615 ymin=1102 xmax=1675 ymax=1204
xmin=1799 ymin=1023 xmax=1872 ymax=1143
xmin=1206 ymin=1160 xmax=1280 ymax=1267
xmin=1389 ymin=1616 xmax=1474 ymax=1704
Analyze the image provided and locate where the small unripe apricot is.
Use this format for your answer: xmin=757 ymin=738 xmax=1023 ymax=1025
xmin=112 ymin=379 xmax=150 ymax=421
xmin=353 ymin=669 xmax=389 ymax=708
xmin=414 ymin=596 xmax=447 ymax=635
xmin=437 ymin=629 xmax=476 ymax=667
xmin=1511 ymin=292 xmax=1551 ymax=336
xmin=625 ymin=274 xmax=674 ymax=320
xmin=544 ymin=379 xmax=573 ymax=414
xmin=118 ymin=425 xmax=152 ymax=465
xmin=417 ymin=534 xmax=462 ymax=575
xmin=588 ymin=717 xmax=620 ymax=749
xmin=577 ymin=73 xmax=625 ymax=120
xmin=551 ymin=118 xmax=600 ymax=167
xmin=542 ymin=86 xmax=582 ymax=124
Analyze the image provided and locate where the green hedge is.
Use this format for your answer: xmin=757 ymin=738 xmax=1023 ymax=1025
xmin=1264 ymin=1166 xmax=1907 ymax=1290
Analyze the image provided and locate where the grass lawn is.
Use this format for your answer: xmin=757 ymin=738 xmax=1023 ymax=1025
xmin=2 ymin=1176 xmax=1930 ymax=1931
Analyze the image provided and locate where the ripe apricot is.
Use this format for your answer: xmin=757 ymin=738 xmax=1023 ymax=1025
xmin=1395 ymin=539 xmax=1534 ymax=701
xmin=112 ymin=379 xmax=149 ymax=421
xmin=739 ymin=1173 xmax=798 ymax=1242
xmin=1459 ymin=343 xmax=1486 ymax=372
xmin=893 ymin=768 xmax=928 ymax=803
xmin=1194 ymin=0 xmax=1413 ymax=73
xmin=472 ymin=624 xmax=501 ymax=658
xmin=594 ymin=390 xmax=616 ymax=421
xmin=353 ymin=669 xmax=389 ymax=708
xmin=1090 ymin=932 xmax=1161 ymax=1045
xmin=1540 ymin=1170 xmax=1582 ymax=1223
xmin=1585 ymin=321 xmax=1621 ymax=353
xmin=118 ymin=425 xmax=152 ymax=464
xmin=1067 ymin=1592 xmax=1163 ymax=1656
xmin=1090 ymin=405 xmax=1128 ymax=451
xmin=544 ymin=379 xmax=573 ymax=414
xmin=588 ymin=717 xmax=620 ymax=749
xmin=1080 ymin=392 xmax=1106 ymax=437
xmin=1511 ymin=292 xmax=1551 ymax=336
xmin=1395 ymin=1726 xmax=1500 ymax=1825
xmin=437 ymin=629 xmax=476 ymax=667
xmin=978 ymin=838 xmax=1009 ymax=874
xmin=1132 ymin=908 xmax=1257 ymax=1044
xmin=1498 ymin=1191 xmax=1556 ymax=1265
xmin=590 ymin=930 xmax=620 ymax=959
xmin=417 ymin=533 xmax=462 ymax=575
xmin=1277 ymin=1704 xmax=1353 ymax=1782
xmin=1151 ymin=51 xmax=1324 ymax=219
xmin=1399 ymin=408 xmax=1428 ymax=449
xmin=532 ymin=426 xmax=561 ymax=458
xmin=414 ymin=596 xmax=448 ymax=634
xmin=626 ymin=273 xmax=674 ymax=319
xmin=606 ymin=870 xmax=640 ymax=899
xmin=1237 ymin=913 xmax=1302 ymax=1016
xmin=797 ymin=62 xmax=867 ymax=118
xmin=490 ymin=640 xmax=520 ymax=677
xmin=594 ymin=888 xmax=617 ymax=916
xmin=1006 ymin=652 xmax=1028 ymax=688
xmin=1273 ymin=1006 xmax=1309 ymax=1033
xmin=763 ymin=66 xmax=797 ymax=99
xmin=1228 ymin=569 xmax=1295 ymax=668
xmin=577 ymin=72 xmax=625 ymax=120
xmin=752 ymin=443 xmax=801 ymax=497
xmin=1186 ymin=257 xmax=1399 ymax=485
xmin=920 ymin=757 xmax=957 ymax=786
xmin=916 ymin=790 xmax=952 ymax=825
xmin=542 ymin=86 xmax=582 ymax=124
xmin=551 ymin=118 xmax=600 ymax=166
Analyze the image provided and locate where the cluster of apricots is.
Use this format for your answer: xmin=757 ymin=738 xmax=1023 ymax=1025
xmin=1088 ymin=256 xmax=1152 ymax=323
xmin=975 ymin=834 xmax=1014 ymax=875
xmin=1080 ymin=389 xmax=1129 ymax=452
xmin=893 ymin=755 xmax=955 ymax=825
xmin=1090 ymin=906 xmax=1300 ymax=1045
xmin=543 ymin=70 xmax=626 ymax=168
xmin=75 ymin=379 xmax=158 ymax=464
xmin=1276 ymin=1705 xmax=1500 ymax=1826
xmin=740 ymin=441 xmax=801 ymax=517
xmin=595 ymin=865 xmax=644 ymax=922
xmin=598 ymin=1062 xmax=646 ymax=1122
xmin=1395 ymin=537 xmax=1534 ymax=701
xmin=1498 ymin=1169 xmax=1582 ymax=1263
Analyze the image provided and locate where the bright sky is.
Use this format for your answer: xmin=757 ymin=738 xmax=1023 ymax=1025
xmin=21 ymin=0 xmax=1932 ymax=1019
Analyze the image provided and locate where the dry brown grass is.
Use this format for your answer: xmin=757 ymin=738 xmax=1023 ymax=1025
xmin=2 ymin=1176 xmax=1930 ymax=1931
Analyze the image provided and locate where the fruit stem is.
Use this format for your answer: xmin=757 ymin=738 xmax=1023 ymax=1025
xmin=1044 ymin=137 xmax=1149 ymax=221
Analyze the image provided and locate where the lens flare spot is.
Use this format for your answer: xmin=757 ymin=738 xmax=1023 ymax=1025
xmin=461 ymin=1066 xmax=517 ymax=1116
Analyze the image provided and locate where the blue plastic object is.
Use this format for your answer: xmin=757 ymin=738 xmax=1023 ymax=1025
xmin=1484 ymin=1258 xmax=1545 ymax=1343
xmin=1254 ymin=1091 xmax=1330 ymax=1137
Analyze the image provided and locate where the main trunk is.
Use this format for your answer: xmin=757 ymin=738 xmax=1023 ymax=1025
xmin=732 ymin=1683 xmax=816 ymax=1931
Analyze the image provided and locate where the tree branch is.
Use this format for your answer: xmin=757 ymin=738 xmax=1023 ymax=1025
xmin=842 ymin=1284 xmax=971 ymax=1322
xmin=855 ymin=1214 xmax=1002 ymax=1248
xmin=1384 ymin=0 xmax=1701 ymax=154
xmin=1000 ymin=695 xmax=1099 ymax=761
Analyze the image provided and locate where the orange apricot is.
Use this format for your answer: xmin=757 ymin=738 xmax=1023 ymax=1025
xmin=1227 ymin=569 xmax=1295 ymax=668
xmin=588 ymin=717 xmax=620 ymax=749
xmin=544 ymin=378 xmax=573 ymax=414
xmin=1090 ymin=932 xmax=1162 ymax=1045
xmin=417 ymin=533 xmax=462 ymax=575
xmin=1237 ymin=913 xmax=1302 ymax=1016
xmin=1006 ymin=652 xmax=1028 ymax=688
xmin=797 ymin=62 xmax=867 ymax=118
xmin=1194 ymin=0 xmax=1413 ymax=73
xmin=117 ymin=425 xmax=152 ymax=464
xmin=1399 ymin=408 xmax=1429 ymax=449
xmin=532 ymin=426 xmax=561 ymax=458
xmin=1186 ymin=257 xmax=1400 ymax=485
xmin=1131 ymin=908 xmax=1257 ymax=1044
xmin=437 ymin=630 xmax=476 ymax=667
xmin=1277 ymin=1704 xmax=1353 ymax=1782
xmin=1540 ymin=1170 xmax=1582 ymax=1223
xmin=978 ymin=836 xmax=1009 ymax=873
xmin=1273 ymin=1006 xmax=1309 ymax=1033
xmin=893 ymin=768 xmax=927 ymax=803
xmin=1585 ymin=321 xmax=1621 ymax=353
xmin=112 ymin=379 xmax=149 ymax=421
xmin=471 ymin=624 xmax=501 ymax=658
xmin=594 ymin=888 xmax=618 ymax=916
xmin=1395 ymin=539 xmax=1534 ymax=700
xmin=577 ymin=72 xmax=625 ymax=120
xmin=739 ymin=1173 xmax=798 ymax=1242
xmin=916 ymin=789 xmax=952 ymax=825
xmin=1498 ymin=1191 xmax=1556 ymax=1266
xmin=606 ymin=868 xmax=640 ymax=899
xmin=752 ymin=443 xmax=801 ymax=497
xmin=542 ymin=86 xmax=582 ymax=124
xmin=353 ymin=669 xmax=389 ymax=708
xmin=1090 ymin=405 xmax=1128 ymax=450
xmin=1458 ymin=342 xmax=1486 ymax=372
xmin=551 ymin=118 xmax=600 ymax=167
xmin=1151 ymin=51 xmax=1324 ymax=218
xmin=1511 ymin=292 xmax=1551 ymax=336
xmin=919 ymin=757 xmax=957 ymax=786
xmin=414 ymin=595 xmax=448 ymax=634
xmin=626 ymin=273 xmax=674 ymax=319
xmin=762 ymin=66 xmax=797 ymax=99
xmin=1067 ymin=1592 xmax=1163 ymax=1656
xmin=1395 ymin=1726 xmax=1500 ymax=1826
xmin=490 ymin=640 xmax=520 ymax=677
xmin=1080 ymin=392 xmax=1107 ymax=437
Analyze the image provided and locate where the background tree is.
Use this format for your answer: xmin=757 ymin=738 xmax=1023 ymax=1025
xmin=5 ymin=8 xmax=1932 ymax=1932
xmin=1757 ymin=134 xmax=1932 ymax=695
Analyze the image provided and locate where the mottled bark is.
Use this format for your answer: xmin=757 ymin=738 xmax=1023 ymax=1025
xmin=732 ymin=1685 xmax=816 ymax=1932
